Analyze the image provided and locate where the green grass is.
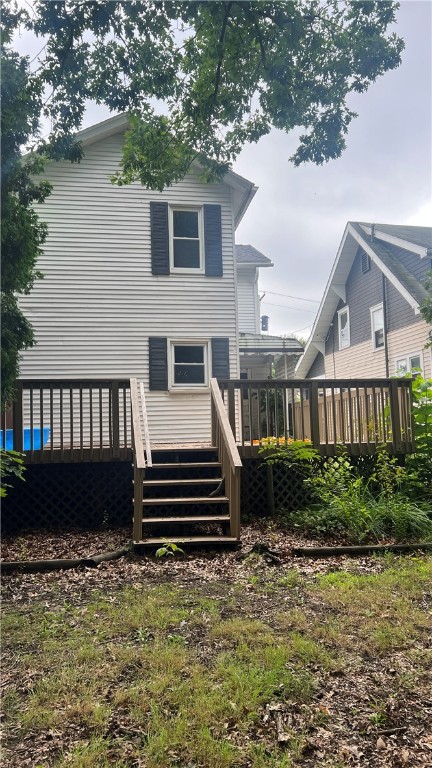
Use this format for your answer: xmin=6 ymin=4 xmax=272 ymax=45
xmin=2 ymin=555 xmax=432 ymax=767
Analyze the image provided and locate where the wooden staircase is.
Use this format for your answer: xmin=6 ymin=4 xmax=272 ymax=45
xmin=131 ymin=379 xmax=242 ymax=550
xmin=135 ymin=446 xmax=239 ymax=549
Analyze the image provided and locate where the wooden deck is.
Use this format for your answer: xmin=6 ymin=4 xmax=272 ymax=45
xmin=1 ymin=376 xmax=414 ymax=546
xmin=1 ymin=376 xmax=414 ymax=465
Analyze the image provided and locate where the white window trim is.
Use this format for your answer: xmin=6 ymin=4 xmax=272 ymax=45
xmin=370 ymin=302 xmax=385 ymax=352
xmin=169 ymin=206 xmax=204 ymax=274
xmin=394 ymin=351 xmax=423 ymax=375
xmin=337 ymin=306 xmax=350 ymax=350
xmin=168 ymin=339 xmax=210 ymax=392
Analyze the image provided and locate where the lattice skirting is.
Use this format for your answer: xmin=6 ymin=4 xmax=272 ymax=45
xmin=2 ymin=462 xmax=133 ymax=533
xmin=3 ymin=458 xmax=321 ymax=534
xmin=241 ymin=459 xmax=312 ymax=516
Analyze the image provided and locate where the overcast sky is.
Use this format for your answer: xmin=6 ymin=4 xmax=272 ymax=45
xmin=234 ymin=0 xmax=432 ymax=338
xmin=16 ymin=1 xmax=432 ymax=340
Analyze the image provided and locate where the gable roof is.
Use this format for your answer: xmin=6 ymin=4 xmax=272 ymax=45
xmin=75 ymin=114 xmax=257 ymax=228
xmin=359 ymin=223 xmax=432 ymax=256
xmin=295 ymin=221 xmax=431 ymax=378
xmin=236 ymin=244 xmax=273 ymax=267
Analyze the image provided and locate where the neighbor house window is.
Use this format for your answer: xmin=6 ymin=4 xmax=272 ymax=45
xmin=370 ymin=303 xmax=385 ymax=350
xmin=170 ymin=341 xmax=209 ymax=388
xmin=338 ymin=306 xmax=350 ymax=349
xmin=395 ymin=352 xmax=423 ymax=375
xmin=170 ymin=207 xmax=203 ymax=271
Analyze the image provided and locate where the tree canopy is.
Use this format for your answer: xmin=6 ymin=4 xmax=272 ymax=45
xmin=1 ymin=8 xmax=51 ymax=405
xmin=1 ymin=0 xmax=403 ymax=405
xmin=24 ymin=0 xmax=403 ymax=186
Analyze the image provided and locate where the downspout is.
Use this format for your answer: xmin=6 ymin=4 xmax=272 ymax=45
xmin=382 ymin=273 xmax=389 ymax=377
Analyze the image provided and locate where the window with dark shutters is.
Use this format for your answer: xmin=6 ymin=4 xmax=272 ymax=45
xmin=149 ymin=338 xmax=168 ymax=390
xmin=150 ymin=202 xmax=170 ymax=275
xmin=204 ymin=204 xmax=223 ymax=277
xmin=151 ymin=202 xmax=223 ymax=276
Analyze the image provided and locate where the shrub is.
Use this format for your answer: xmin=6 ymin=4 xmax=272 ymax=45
xmin=0 ymin=448 xmax=25 ymax=498
xmin=403 ymin=375 xmax=432 ymax=501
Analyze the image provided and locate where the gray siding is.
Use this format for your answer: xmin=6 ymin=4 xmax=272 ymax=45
xmin=325 ymin=248 xmax=383 ymax=355
xmin=386 ymin=280 xmax=424 ymax=333
xmin=324 ymin=246 xmax=426 ymax=356
xmin=306 ymin=352 xmax=325 ymax=378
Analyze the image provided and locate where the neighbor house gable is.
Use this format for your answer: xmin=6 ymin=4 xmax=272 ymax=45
xmin=296 ymin=222 xmax=431 ymax=379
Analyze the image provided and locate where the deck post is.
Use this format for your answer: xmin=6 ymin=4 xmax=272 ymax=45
xmin=389 ymin=380 xmax=402 ymax=453
xmin=309 ymin=381 xmax=320 ymax=449
xmin=229 ymin=467 xmax=241 ymax=539
xmin=112 ymin=381 xmax=120 ymax=458
xmin=12 ymin=382 xmax=24 ymax=453
xmin=227 ymin=382 xmax=236 ymax=436
xmin=133 ymin=465 xmax=143 ymax=543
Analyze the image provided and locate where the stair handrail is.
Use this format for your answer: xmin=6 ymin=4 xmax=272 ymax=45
xmin=210 ymin=378 xmax=242 ymax=540
xmin=210 ymin=378 xmax=242 ymax=471
xmin=130 ymin=377 xmax=152 ymax=469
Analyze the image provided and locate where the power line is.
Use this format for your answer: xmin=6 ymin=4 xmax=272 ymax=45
xmin=261 ymin=290 xmax=320 ymax=304
xmin=261 ymin=301 xmax=316 ymax=313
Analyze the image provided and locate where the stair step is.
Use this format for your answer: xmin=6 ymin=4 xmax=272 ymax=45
xmin=142 ymin=496 xmax=229 ymax=505
xmin=135 ymin=536 xmax=239 ymax=549
xmin=143 ymin=478 xmax=223 ymax=486
xmin=151 ymin=462 xmax=221 ymax=469
xmin=142 ymin=515 xmax=230 ymax=524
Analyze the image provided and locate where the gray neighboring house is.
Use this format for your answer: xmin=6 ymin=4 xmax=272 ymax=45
xmin=296 ymin=222 xmax=432 ymax=380
xmin=236 ymin=244 xmax=303 ymax=379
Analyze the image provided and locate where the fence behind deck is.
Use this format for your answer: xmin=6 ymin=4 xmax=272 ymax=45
xmin=217 ymin=378 xmax=414 ymax=456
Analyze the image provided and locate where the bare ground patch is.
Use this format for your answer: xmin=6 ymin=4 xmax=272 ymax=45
xmin=1 ymin=523 xmax=432 ymax=767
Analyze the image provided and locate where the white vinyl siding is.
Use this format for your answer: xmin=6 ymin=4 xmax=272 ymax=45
xmin=236 ymin=266 xmax=260 ymax=333
xmin=19 ymin=132 xmax=239 ymax=443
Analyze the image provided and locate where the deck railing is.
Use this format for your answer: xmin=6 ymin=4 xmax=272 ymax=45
xmin=1 ymin=379 xmax=132 ymax=463
xmin=130 ymin=378 xmax=152 ymax=543
xmin=210 ymin=378 xmax=242 ymax=539
xmin=218 ymin=378 xmax=414 ymax=456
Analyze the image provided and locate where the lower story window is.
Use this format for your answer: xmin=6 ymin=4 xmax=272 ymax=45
xmin=171 ymin=342 xmax=208 ymax=387
xmin=395 ymin=352 xmax=422 ymax=375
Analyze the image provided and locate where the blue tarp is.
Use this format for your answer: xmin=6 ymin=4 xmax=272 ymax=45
xmin=0 ymin=428 xmax=51 ymax=451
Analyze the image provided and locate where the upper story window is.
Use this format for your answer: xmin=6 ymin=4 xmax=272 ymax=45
xmin=338 ymin=306 xmax=350 ymax=349
xmin=170 ymin=207 xmax=203 ymax=272
xmin=170 ymin=341 xmax=209 ymax=388
xmin=370 ymin=303 xmax=385 ymax=350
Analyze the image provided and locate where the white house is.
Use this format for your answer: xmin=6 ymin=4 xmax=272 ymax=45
xmin=19 ymin=114 xmax=301 ymax=444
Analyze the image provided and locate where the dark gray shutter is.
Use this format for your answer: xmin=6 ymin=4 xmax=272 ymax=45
xmin=204 ymin=204 xmax=222 ymax=277
xmin=150 ymin=202 xmax=169 ymax=275
xmin=149 ymin=338 xmax=168 ymax=390
xmin=211 ymin=338 xmax=229 ymax=379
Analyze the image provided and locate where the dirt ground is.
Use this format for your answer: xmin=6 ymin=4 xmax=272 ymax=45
xmin=1 ymin=523 xmax=432 ymax=767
